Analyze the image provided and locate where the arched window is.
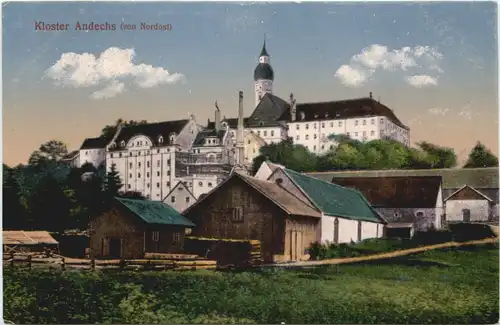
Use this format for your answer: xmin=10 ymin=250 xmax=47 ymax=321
xmin=158 ymin=135 xmax=164 ymax=144
xmin=120 ymin=141 xmax=125 ymax=147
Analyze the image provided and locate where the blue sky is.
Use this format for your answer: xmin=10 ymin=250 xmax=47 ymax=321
xmin=2 ymin=1 xmax=498 ymax=165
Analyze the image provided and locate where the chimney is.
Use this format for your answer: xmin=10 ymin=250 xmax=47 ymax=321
xmin=290 ymin=93 xmax=297 ymax=122
xmin=214 ymin=101 xmax=221 ymax=132
xmin=369 ymin=92 xmax=373 ymax=99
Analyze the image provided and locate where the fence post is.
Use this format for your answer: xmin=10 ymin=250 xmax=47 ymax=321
xmin=10 ymin=252 xmax=14 ymax=269
xmin=27 ymin=255 xmax=32 ymax=269
xmin=61 ymin=257 xmax=66 ymax=270
xmin=119 ymin=258 xmax=125 ymax=270
xmin=91 ymin=258 xmax=96 ymax=270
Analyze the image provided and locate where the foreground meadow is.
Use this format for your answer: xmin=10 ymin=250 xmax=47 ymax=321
xmin=4 ymin=243 xmax=499 ymax=324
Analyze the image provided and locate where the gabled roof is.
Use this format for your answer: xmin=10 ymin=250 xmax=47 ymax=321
xmin=248 ymin=93 xmax=290 ymax=127
xmin=330 ymin=176 xmax=442 ymax=208
xmin=183 ymin=171 xmax=321 ymax=218
xmin=207 ymin=118 xmax=251 ymax=129
xmin=307 ymin=167 xmax=499 ymax=189
xmin=3 ymin=231 xmax=59 ymax=245
xmin=115 ymin=197 xmax=195 ymax=227
xmin=444 ymin=185 xmax=495 ymax=202
xmin=162 ymin=181 xmax=196 ymax=202
xmin=110 ymin=119 xmax=189 ymax=150
xmin=61 ymin=150 xmax=79 ymax=161
xmin=282 ymin=168 xmax=385 ymax=223
xmin=80 ymin=137 xmax=109 ymax=149
xmin=278 ymin=97 xmax=408 ymax=130
xmin=192 ymin=129 xmax=226 ymax=146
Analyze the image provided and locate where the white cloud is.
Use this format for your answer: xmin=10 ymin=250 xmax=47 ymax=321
xmin=90 ymin=80 xmax=125 ymax=100
xmin=457 ymin=102 xmax=477 ymax=120
xmin=405 ymin=75 xmax=438 ymax=88
xmin=428 ymin=107 xmax=450 ymax=116
xmin=44 ymin=47 xmax=185 ymax=99
xmin=334 ymin=44 xmax=443 ymax=88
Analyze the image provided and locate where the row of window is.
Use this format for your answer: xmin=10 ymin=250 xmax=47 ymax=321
xmin=307 ymin=144 xmax=335 ymax=152
xmin=294 ymin=118 xmax=383 ymax=130
xmin=151 ymin=231 xmax=181 ymax=244
xmin=109 ymin=147 xmax=174 ymax=159
xmin=295 ymin=130 xmax=376 ymax=141
xmin=129 ymin=160 xmax=171 ymax=169
xmin=170 ymin=195 xmax=191 ymax=203
xmin=129 ymin=170 xmax=171 ymax=179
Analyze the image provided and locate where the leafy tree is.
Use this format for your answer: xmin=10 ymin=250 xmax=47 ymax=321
xmin=3 ymin=166 xmax=28 ymax=230
xmin=464 ymin=142 xmax=499 ymax=168
xmin=254 ymin=138 xmax=317 ymax=173
xmin=103 ymin=163 xmax=124 ymax=199
xmin=101 ymin=119 xmax=148 ymax=139
xmin=416 ymin=141 xmax=457 ymax=169
xmin=28 ymin=140 xmax=69 ymax=166
xmin=26 ymin=175 xmax=72 ymax=232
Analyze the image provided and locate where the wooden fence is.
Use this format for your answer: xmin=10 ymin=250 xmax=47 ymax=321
xmin=2 ymin=252 xmax=217 ymax=271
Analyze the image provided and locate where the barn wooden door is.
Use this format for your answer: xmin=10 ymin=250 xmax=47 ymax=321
xmin=333 ymin=218 xmax=339 ymax=244
xmin=290 ymin=231 xmax=304 ymax=261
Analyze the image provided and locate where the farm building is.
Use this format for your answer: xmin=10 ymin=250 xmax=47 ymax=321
xmin=183 ymin=171 xmax=322 ymax=262
xmin=444 ymin=185 xmax=497 ymax=223
xmin=330 ymin=176 xmax=444 ymax=233
xmin=162 ymin=181 xmax=197 ymax=213
xmin=266 ymin=168 xmax=386 ymax=244
xmin=306 ymin=167 xmax=499 ymax=223
xmin=89 ymin=197 xmax=195 ymax=259
xmin=3 ymin=231 xmax=59 ymax=253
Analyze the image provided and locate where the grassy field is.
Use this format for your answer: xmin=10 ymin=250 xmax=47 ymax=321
xmin=4 ymin=243 xmax=499 ymax=324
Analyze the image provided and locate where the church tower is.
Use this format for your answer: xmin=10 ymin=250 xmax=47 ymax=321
xmin=253 ymin=40 xmax=274 ymax=107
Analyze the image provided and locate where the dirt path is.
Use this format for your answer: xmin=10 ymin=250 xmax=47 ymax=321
xmin=266 ymin=238 xmax=498 ymax=268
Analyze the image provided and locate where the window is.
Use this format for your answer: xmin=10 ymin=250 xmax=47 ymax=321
xmin=257 ymin=131 xmax=261 ymax=136
xmin=167 ymin=171 xmax=170 ymax=176
xmin=128 ymin=184 xmax=131 ymax=189
xmin=296 ymin=124 xmax=299 ymax=130
xmin=157 ymin=149 xmax=160 ymax=153
xmin=330 ymin=122 xmax=333 ymax=127
xmin=185 ymin=197 xmax=190 ymax=203
xmin=156 ymin=171 xmax=160 ymax=177
xmin=167 ymin=159 xmax=171 ymax=164
xmin=157 ymin=160 xmax=160 ymax=167
xmin=129 ymin=173 xmax=133 ymax=178
xmin=347 ymin=132 xmax=350 ymax=137
xmin=271 ymin=130 xmax=274 ymax=136
xmin=355 ymin=132 xmax=358 ymax=137
xmin=178 ymin=187 xmax=183 ymax=191
xmin=171 ymin=196 xmax=176 ymax=203
xmin=167 ymin=181 xmax=171 ymax=187
xmin=147 ymin=183 xmax=150 ymax=188
xmin=247 ymin=140 xmax=251 ymax=145
xmin=264 ymin=131 xmax=268 ymax=136
xmin=321 ymin=123 xmax=325 ymax=128
xmin=313 ymin=145 xmax=317 ymax=151
xmin=305 ymin=124 xmax=309 ymax=130
xmin=129 ymin=153 xmax=133 ymax=157
xmin=296 ymin=135 xmax=300 ymax=140
xmin=363 ymin=120 xmax=366 ymax=125
xmin=338 ymin=121 xmax=342 ymax=127
xmin=138 ymin=173 xmax=141 ymax=178
xmin=198 ymin=181 xmax=203 ymax=187
xmin=152 ymin=231 xmax=160 ymax=242
xmin=314 ymin=134 xmax=317 ymax=139
xmin=147 ymin=172 xmax=150 ymax=178
xmin=138 ymin=152 xmax=141 ymax=156
xmin=138 ymin=162 xmax=141 ymax=168
xmin=321 ymin=145 xmax=325 ymax=150
xmin=158 ymin=136 xmax=164 ymax=144
xmin=172 ymin=232 xmax=181 ymax=244
xmin=305 ymin=135 xmax=309 ymax=140
xmin=232 ymin=207 xmax=244 ymax=222
xmin=110 ymin=153 xmax=114 ymax=158
xmin=119 ymin=153 xmax=122 ymax=158
xmin=371 ymin=119 xmax=375 ymax=125
xmin=371 ymin=131 xmax=375 ymax=136
xmin=355 ymin=120 xmax=359 ymax=126
xmin=380 ymin=118 xmax=384 ymax=123
xmin=147 ymin=161 xmax=150 ymax=168
xmin=363 ymin=131 xmax=367 ymax=137
xmin=156 ymin=182 xmax=160 ymax=188
xmin=208 ymin=182 xmax=213 ymax=187
xmin=129 ymin=162 xmax=133 ymax=169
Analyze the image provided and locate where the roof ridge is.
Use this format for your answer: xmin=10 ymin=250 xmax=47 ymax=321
xmin=296 ymin=97 xmax=372 ymax=106
xmin=122 ymin=119 xmax=190 ymax=128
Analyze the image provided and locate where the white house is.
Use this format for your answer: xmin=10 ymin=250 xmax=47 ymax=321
xmin=331 ymin=176 xmax=444 ymax=233
xmin=254 ymin=161 xmax=286 ymax=180
xmin=266 ymin=166 xmax=386 ymax=243
xmin=79 ymin=137 xmax=109 ymax=168
xmin=162 ymin=181 xmax=197 ymax=213
xmin=444 ymin=185 xmax=497 ymax=223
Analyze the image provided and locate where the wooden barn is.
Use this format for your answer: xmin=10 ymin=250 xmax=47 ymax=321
xmin=183 ymin=171 xmax=322 ymax=262
xmin=3 ymin=231 xmax=59 ymax=253
xmin=89 ymin=197 xmax=195 ymax=259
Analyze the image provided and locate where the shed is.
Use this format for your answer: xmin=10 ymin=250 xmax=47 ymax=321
xmin=3 ymin=231 xmax=59 ymax=253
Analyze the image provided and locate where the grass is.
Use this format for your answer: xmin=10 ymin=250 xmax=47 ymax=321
xmin=3 ymin=243 xmax=499 ymax=324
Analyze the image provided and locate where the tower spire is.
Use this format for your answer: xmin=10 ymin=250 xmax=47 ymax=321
xmin=260 ymin=34 xmax=269 ymax=57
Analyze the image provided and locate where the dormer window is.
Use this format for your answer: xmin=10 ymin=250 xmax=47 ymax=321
xmin=314 ymin=114 xmax=318 ymax=119
xmin=120 ymin=141 xmax=125 ymax=147
xmin=335 ymin=113 xmax=340 ymax=118
xmin=300 ymin=112 xmax=306 ymax=121
xmin=109 ymin=142 xmax=116 ymax=149
xmin=169 ymin=133 xmax=176 ymax=143
xmin=158 ymin=135 xmax=164 ymax=144
xmin=325 ymin=113 xmax=329 ymax=118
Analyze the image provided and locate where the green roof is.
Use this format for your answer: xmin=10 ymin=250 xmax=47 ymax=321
xmin=115 ymin=197 xmax=195 ymax=227
xmin=305 ymin=167 xmax=499 ymax=189
xmin=283 ymin=169 xmax=383 ymax=223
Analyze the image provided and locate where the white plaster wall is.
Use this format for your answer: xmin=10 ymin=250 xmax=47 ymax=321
xmin=254 ymin=162 xmax=273 ymax=180
xmin=338 ymin=218 xmax=359 ymax=243
xmin=178 ymin=174 xmax=218 ymax=199
xmin=244 ymin=133 xmax=264 ymax=166
xmin=360 ymin=221 xmax=380 ymax=240
xmin=445 ymin=200 xmax=490 ymax=222
xmin=254 ymin=79 xmax=273 ymax=107
xmin=79 ymin=149 xmax=106 ymax=168
xmin=320 ymin=215 xmax=334 ymax=243
xmin=163 ymin=184 xmax=195 ymax=213
xmin=251 ymin=127 xmax=284 ymax=144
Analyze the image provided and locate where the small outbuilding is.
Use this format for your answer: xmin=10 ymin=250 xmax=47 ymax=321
xmin=3 ymin=231 xmax=59 ymax=253
xmin=89 ymin=197 xmax=195 ymax=259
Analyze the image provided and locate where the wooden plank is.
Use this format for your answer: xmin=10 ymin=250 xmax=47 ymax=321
xmin=144 ymin=253 xmax=199 ymax=260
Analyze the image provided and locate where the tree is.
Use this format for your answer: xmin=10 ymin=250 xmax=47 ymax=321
xmin=416 ymin=141 xmax=457 ymax=169
xmin=3 ymin=167 xmax=28 ymax=230
xmin=120 ymin=191 xmax=146 ymax=199
xmin=103 ymin=164 xmax=123 ymax=199
xmin=28 ymin=140 xmax=69 ymax=166
xmin=100 ymin=119 xmax=148 ymax=139
xmin=255 ymin=138 xmax=318 ymax=173
xmin=464 ymin=142 xmax=498 ymax=168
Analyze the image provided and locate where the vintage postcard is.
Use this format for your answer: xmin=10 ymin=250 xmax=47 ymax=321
xmin=2 ymin=1 xmax=499 ymax=324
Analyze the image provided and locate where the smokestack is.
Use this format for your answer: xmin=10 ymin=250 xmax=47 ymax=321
xmin=236 ymin=91 xmax=245 ymax=166
xmin=369 ymin=92 xmax=373 ymax=99
xmin=214 ymin=101 xmax=221 ymax=132
xmin=289 ymin=93 xmax=296 ymax=122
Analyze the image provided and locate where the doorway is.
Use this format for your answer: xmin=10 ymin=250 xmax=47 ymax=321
xmin=462 ymin=209 xmax=471 ymax=222
xmin=290 ymin=231 xmax=303 ymax=261
xmin=108 ymin=238 xmax=122 ymax=258
xmin=333 ymin=218 xmax=339 ymax=244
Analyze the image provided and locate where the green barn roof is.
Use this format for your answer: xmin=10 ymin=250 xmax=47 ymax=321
xmin=115 ymin=197 xmax=195 ymax=227
xmin=283 ymin=169 xmax=384 ymax=223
